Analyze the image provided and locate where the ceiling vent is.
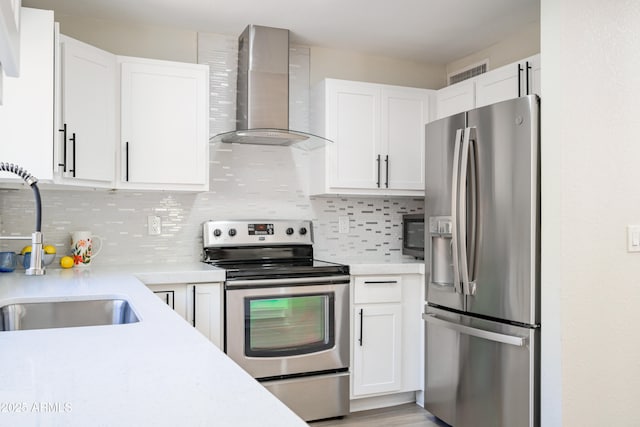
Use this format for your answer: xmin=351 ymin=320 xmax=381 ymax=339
xmin=448 ymin=60 xmax=488 ymax=85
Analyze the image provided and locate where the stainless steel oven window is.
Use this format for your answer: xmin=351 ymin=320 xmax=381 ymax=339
xmin=244 ymin=292 xmax=335 ymax=357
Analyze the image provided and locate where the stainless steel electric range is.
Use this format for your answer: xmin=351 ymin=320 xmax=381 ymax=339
xmin=202 ymin=220 xmax=350 ymax=422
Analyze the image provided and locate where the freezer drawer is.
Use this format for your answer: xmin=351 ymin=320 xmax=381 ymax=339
xmin=423 ymin=306 xmax=539 ymax=427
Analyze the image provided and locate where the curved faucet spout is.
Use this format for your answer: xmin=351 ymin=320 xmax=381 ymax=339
xmin=0 ymin=163 xmax=45 ymax=275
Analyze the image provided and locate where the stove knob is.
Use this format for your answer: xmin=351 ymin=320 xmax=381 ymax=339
xmin=299 ymin=227 xmax=308 ymax=235
xmin=213 ymin=229 xmax=222 ymax=237
xmin=286 ymin=227 xmax=294 ymax=235
xmin=228 ymin=228 xmax=237 ymax=237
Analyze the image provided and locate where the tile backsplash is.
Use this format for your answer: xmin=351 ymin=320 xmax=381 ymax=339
xmin=0 ymin=143 xmax=423 ymax=266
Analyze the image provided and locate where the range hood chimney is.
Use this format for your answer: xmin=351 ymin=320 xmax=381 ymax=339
xmin=209 ymin=25 xmax=330 ymax=150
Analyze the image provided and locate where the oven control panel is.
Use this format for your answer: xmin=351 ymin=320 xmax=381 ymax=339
xmin=203 ymin=220 xmax=313 ymax=247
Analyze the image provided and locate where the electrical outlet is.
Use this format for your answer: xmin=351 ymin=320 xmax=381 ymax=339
xmin=338 ymin=216 xmax=350 ymax=234
xmin=148 ymin=215 xmax=161 ymax=235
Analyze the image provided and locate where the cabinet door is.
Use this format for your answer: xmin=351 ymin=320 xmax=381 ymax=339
xmin=475 ymin=55 xmax=541 ymax=109
xmin=58 ymin=35 xmax=115 ymax=184
xmin=148 ymin=284 xmax=188 ymax=320
xmin=435 ymin=80 xmax=474 ymax=120
xmin=120 ymin=58 xmax=208 ymax=190
xmin=187 ymin=283 xmax=223 ymax=349
xmin=0 ymin=1 xmax=21 ymax=78
xmin=0 ymin=8 xmax=54 ymax=182
xmin=353 ymin=303 xmax=402 ymax=396
xmin=326 ymin=80 xmax=381 ymax=190
xmin=475 ymin=61 xmax=521 ymax=108
xmin=524 ymin=54 xmax=541 ymax=96
xmin=381 ymin=87 xmax=428 ymax=190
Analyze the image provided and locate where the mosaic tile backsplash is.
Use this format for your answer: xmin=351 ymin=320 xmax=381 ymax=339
xmin=0 ymin=143 xmax=423 ymax=265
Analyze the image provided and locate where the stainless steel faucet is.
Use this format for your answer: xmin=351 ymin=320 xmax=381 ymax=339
xmin=0 ymin=163 xmax=45 ymax=275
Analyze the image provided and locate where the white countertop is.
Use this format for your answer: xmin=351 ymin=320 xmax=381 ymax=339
xmin=320 ymin=257 xmax=425 ymax=275
xmin=0 ymin=268 xmax=306 ymax=427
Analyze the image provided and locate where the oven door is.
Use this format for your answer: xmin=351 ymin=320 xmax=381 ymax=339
xmin=225 ymin=278 xmax=349 ymax=379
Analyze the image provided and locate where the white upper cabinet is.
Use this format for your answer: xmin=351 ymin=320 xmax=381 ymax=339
xmin=436 ymin=54 xmax=541 ymax=119
xmin=0 ymin=0 xmax=21 ymax=78
xmin=118 ymin=57 xmax=209 ymax=191
xmin=382 ymin=87 xmax=428 ymax=191
xmin=0 ymin=7 xmax=53 ymax=182
xmin=311 ymin=79 xmax=431 ymax=196
xmin=56 ymin=35 xmax=116 ymax=186
xmin=435 ymin=80 xmax=475 ymax=120
xmin=320 ymin=80 xmax=381 ymax=191
xmin=475 ymin=54 xmax=541 ymax=108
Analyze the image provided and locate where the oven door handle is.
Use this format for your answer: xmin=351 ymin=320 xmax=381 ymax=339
xmin=225 ymin=275 xmax=351 ymax=288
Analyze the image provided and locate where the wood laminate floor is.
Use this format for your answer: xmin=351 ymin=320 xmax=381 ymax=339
xmin=308 ymin=403 xmax=450 ymax=427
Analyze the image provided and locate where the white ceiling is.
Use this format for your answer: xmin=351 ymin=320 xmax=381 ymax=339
xmin=22 ymin=0 xmax=540 ymax=64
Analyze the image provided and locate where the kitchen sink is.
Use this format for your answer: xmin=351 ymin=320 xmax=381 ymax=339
xmin=0 ymin=298 xmax=140 ymax=331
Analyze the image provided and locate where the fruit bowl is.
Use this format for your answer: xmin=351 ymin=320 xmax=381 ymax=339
xmin=17 ymin=253 xmax=56 ymax=269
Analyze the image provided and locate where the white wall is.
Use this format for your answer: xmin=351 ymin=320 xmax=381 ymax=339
xmin=541 ymin=1 xmax=640 ymax=425
xmin=446 ymin=20 xmax=540 ymax=78
xmin=310 ymin=46 xmax=445 ymax=88
xmin=53 ymin=14 xmax=198 ymax=63
xmin=51 ymin=12 xmax=445 ymax=89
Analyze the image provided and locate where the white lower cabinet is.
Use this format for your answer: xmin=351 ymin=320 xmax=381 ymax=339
xmin=353 ymin=302 xmax=402 ymax=395
xmin=149 ymin=284 xmax=188 ymax=319
xmin=146 ymin=282 xmax=223 ymax=349
xmin=187 ymin=283 xmax=223 ymax=348
xmin=350 ymin=273 xmax=423 ymax=403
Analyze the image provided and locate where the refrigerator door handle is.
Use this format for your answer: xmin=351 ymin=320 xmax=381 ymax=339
xmin=450 ymin=128 xmax=464 ymax=294
xmin=466 ymin=127 xmax=479 ymax=294
xmin=458 ymin=128 xmax=476 ymax=296
xmin=422 ymin=313 xmax=527 ymax=347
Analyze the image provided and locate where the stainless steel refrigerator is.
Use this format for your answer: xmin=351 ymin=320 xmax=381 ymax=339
xmin=423 ymin=95 xmax=540 ymax=427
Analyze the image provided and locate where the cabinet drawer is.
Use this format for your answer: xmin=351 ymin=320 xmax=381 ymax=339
xmin=354 ymin=276 xmax=402 ymax=303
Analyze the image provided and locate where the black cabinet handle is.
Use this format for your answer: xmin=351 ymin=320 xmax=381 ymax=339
xmin=359 ymin=308 xmax=364 ymax=346
xmin=517 ymin=64 xmax=523 ymax=97
xmin=58 ymin=123 xmax=67 ymax=172
xmin=192 ymin=285 xmax=196 ymax=327
xmin=125 ymin=142 xmax=130 ymax=182
xmin=526 ymin=61 xmax=532 ymax=95
xmin=376 ymin=155 xmax=381 ymax=188
xmin=385 ymin=155 xmax=389 ymax=188
xmin=69 ymin=132 xmax=76 ymax=177
xmin=364 ymin=280 xmax=398 ymax=284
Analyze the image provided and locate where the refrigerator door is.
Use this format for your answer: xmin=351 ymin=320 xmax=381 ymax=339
xmin=424 ymin=112 xmax=466 ymax=312
xmin=423 ymin=306 xmax=539 ymax=427
xmin=465 ymin=95 xmax=540 ymax=325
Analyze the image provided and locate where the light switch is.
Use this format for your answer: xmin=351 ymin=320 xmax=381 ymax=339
xmin=627 ymin=225 xmax=640 ymax=252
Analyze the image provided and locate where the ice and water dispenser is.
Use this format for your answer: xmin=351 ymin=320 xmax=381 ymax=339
xmin=428 ymin=216 xmax=454 ymax=287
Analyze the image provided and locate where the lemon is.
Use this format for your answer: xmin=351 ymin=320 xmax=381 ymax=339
xmin=43 ymin=245 xmax=56 ymax=254
xmin=60 ymin=256 xmax=74 ymax=269
xmin=21 ymin=245 xmax=32 ymax=255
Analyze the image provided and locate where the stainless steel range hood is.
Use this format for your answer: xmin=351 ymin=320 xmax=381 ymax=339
xmin=209 ymin=25 xmax=331 ymax=150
